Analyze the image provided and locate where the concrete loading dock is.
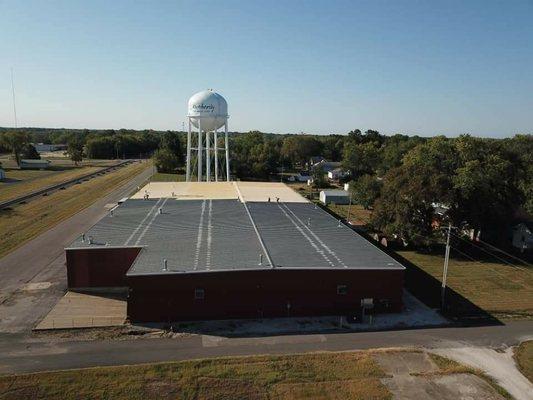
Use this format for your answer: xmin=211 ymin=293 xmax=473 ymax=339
xmin=65 ymin=182 xmax=404 ymax=322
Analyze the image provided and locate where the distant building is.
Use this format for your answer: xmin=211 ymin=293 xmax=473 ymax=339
xmin=327 ymin=168 xmax=350 ymax=181
xmin=32 ymin=143 xmax=67 ymax=153
xmin=512 ymin=222 xmax=533 ymax=252
xmin=319 ymin=189 xmax=350 ymax=205
xmin=19 ymin=159 xmax=51 ymax=170
xmin=314 ymin=160 xmax=342 ymax=173
xmin=287 ymin=172 xmax=311 ymax=183
xmin=309 ymin=156 xmax=326 ymax=167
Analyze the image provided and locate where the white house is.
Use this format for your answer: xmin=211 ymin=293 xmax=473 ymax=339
xmin=512 ymin=222 xmax=533 ymax=252
xmin=319 ymin=189 xmax=350 ymax=205
xmin=327 ymin=168 xmax=350 ymax=181
xmin=287 ymin=172 xmax=311 ymax=183
xmin=313 ymin=160 xmax=342 ymax=173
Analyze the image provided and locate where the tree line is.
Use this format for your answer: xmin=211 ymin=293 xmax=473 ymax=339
xmin=1 ymin=127 xmax=530 ymax=247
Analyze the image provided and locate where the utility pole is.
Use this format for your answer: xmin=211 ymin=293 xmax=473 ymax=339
xmin=441 ymin=224 xmax=452 ymax=310
xmin=346 ymin=190 xmax=353 ymax=223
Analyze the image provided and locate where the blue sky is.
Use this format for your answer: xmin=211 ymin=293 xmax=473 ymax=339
xmin=0 ymin=0 xmax=532 ymax=137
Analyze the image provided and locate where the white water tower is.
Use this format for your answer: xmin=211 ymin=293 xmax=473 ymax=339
xmin=186 ymin=89 xmax=230 ymax=182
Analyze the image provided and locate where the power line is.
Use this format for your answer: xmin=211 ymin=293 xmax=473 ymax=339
xmin=448 ymin=245 xmax=525 ymax=286
xmin=448 ymin=231 xmax=529 ymax=270
xmin=476 ymin=237 xmax=533 ymax=268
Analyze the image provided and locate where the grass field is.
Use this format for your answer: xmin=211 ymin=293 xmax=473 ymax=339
xmin=398 ymin=250 xmax=533 ymax=318
xmin=151 ymin=172 xmax=186 ymax=182
xmin=514 ymin=341 xmax=533 ymax=383
xmin=327 ymin=203 xmax=373 ymax=226
xmin=0 ymin=166 xmax=102 ymax=203
xmin=0 ymin=161 xmax=151 ymax=258
xmin=0 ymin=352 xmax=390 ymax=399
xmin=0 ymin=350 xmax=513 ymax=400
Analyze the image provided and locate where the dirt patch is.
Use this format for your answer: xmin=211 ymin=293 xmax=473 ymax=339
xmin=381 ymin=373 xmax=505 ymax=400
xmin=374 ymin=351 xmax=439 ymax=375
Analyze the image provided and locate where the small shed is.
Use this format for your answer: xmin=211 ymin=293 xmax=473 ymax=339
xmin=19 ymin=159 xmax=51 ymax=170
xmin=319 ymin=189 xmax=350 ymax=205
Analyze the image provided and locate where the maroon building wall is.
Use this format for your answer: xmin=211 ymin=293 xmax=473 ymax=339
xmin=66 ymin=247 xmax=142 ymax=288
xmin=127 ymin=269 xmax=404 ymax=322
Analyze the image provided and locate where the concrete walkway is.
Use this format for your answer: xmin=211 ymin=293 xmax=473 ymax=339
xmin=35 ymin=291 xmax=126 ymax=330
xmin=432 ymin=346 xmax=533 ymax=400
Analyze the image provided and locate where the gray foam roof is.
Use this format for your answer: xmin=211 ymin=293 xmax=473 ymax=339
xmin=68 ymin=198 xmax=404 ymax=275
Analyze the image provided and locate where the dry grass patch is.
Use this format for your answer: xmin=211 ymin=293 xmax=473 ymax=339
xmin=0 ymin=166 xmax=101 ymax=202
xmin=0 ymin=352 xmax=391 ymax=400
xmin=427 ymin=353 xmax=513 ymax=400
xmin=0 ymin=161 xmax=150 ymax=257
xmin=514 ymin=340 xmax=533 ymax=383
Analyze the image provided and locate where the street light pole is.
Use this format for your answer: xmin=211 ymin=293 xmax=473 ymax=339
xmin=441 ymin=224 xmax=452 ymax=310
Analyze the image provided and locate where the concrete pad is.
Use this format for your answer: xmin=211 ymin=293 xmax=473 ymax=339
xmin=130 ymin=182 xmax=238 ymax=200
xmin=374 ymin=351 xmax=439 ymax=375
xmin=35 ymin=291 xmax=126 ymax=330
xmin=381 ymin=373 xmax=505 ymax=400
xmin=235 ymin=181 xmax=308 ymax=203
xmin=432 ymin=347 xmax=533 ymax=400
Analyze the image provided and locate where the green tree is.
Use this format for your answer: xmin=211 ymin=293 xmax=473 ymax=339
xmin=311 ymin=166 xmax=328 ymax=188
xmin=67 ymin=136 xmax=84 ymax=165
xmin=153 ymin=148 xmax=179 ymax=173
xmin=21 ymin=143 xmax=41 ymax=160
xmin=160 ymin=131 xmax=184 ymax=165
xmin=342 ymin=141 xmax=381 ymax=178
xmin=281 ymin=135 xmax=323 ymax=168
xmin=350 ymin=175 xmax=382 ymax=209
xmin=0 ymin=131 xmax=30 ymax=165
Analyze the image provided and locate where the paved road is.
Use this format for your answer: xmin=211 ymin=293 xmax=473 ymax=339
xmin=0 ymin=163 xmax=153 ymax=333
xmin=0 ymin=320 xmax=531 ymax=374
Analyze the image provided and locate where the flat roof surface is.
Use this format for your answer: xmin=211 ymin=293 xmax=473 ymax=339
xmin=130 ymin=181 xmax=310 ymax=203
xmin=69 ymin=198 xmax=404 ymax=275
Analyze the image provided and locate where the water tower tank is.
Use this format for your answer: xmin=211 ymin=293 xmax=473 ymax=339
xmin=187 ymin=89 xmax=228 ymax=132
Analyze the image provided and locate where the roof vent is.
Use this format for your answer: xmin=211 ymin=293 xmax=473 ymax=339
xmin=163 ymin=259 xmax=168 ymax=271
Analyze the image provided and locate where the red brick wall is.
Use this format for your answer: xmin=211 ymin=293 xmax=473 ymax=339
xmin=127 ymin=269 xmax=404 ymax=322
xmin=66 ymin=247 xmax=142 ymax=288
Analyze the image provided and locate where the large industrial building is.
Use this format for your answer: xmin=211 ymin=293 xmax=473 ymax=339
xmin=65 ymin=181 xmax=405 ymax=322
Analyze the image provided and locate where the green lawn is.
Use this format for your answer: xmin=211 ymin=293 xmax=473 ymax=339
xmin=515 ymin=341 xmax=533 ymax=383
xmin=327 ymin=203 xmax=373 ymax=227
xmin=398 ymin=250 xmax=533 ymax=319
xmin=0 ymin=352 xmax=390 ymax=400
xmin=151 ymin=172 xmax=186 ymax=182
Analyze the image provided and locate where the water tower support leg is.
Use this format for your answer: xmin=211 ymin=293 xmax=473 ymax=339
xmin=214 ymin=129 xmax=218 ymax=182
xmin=186 ymin=118 xmax=191 ymax=181
xmin=206 ymin=130 xmax=211 ymax=182
xmin=198 ymin=120 xmax=202 ymax=182
xmin=225 ymin=121 xmax=230 ymax=181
